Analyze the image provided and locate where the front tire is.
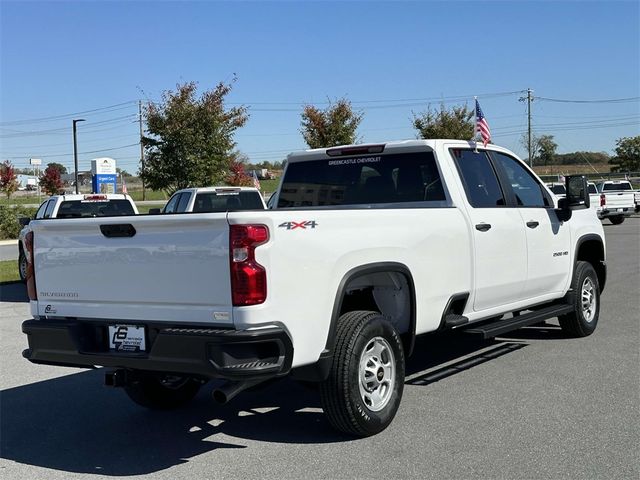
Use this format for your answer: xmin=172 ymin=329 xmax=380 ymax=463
xmin=320 ymin=311 xmax=405 ymax=437
xmin=609 ymin=216 xmax=624 ymax=225
xmin=124 ymin=372 xmax=202 ymax=409
xmin=559 ymin=261 xmax=600 ymax=337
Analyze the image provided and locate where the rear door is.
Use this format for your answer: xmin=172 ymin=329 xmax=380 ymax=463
xmin=450 ymin=148 xmax=528 ymax=311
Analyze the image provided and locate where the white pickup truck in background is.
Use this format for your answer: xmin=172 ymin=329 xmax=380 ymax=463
xmin=17 ymin=193 xmax=138 ymax=281
xmin=21 ymin=140 xmax=606 ymax=437
xmin=595 ymin=180 xmax=635 ymax=224
xmin=149 ymin=186 xmax=266 ymax=214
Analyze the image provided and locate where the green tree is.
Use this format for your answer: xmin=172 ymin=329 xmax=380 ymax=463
xmin=536 ymin=135 xmax=558 ymax=166
xmin=609 ymin=136 xmax=640 ymax=172
xmin=140 ymin=80 xmax=248 ymax=194
xmin=0 ymin=160 xmax=19 ymax=199
xmin=300 ymin=98 xmax=363 ymax=148
xmin=40 ymin=165 xmax=64 ymax=195
xmin=412 ymin=104 xmax=474 ymax=140
xmin=46 ymin=162 xmax=67 ymax=175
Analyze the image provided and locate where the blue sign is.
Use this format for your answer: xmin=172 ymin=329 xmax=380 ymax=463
xmin=92 ymin=174 xmax=117 ymax=194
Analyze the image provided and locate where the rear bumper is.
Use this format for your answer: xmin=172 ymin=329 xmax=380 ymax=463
xmin=22 ymin=318 xmax=293 ymax=381
xmin=597 ymin=207 xmax=633 ymax=218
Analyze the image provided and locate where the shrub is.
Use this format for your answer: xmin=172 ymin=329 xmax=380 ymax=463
xmin=0 ymin=206 xmax=37 ymax=239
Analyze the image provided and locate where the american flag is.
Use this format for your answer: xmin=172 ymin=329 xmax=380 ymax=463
xmin=475 ymin=99 xmax=491 ymax=147
xmin=251 ymin=170 xmax=261 ymax=190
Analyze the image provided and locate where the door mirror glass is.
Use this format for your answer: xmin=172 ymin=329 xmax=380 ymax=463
xmin=566 ymin=175 xmax=590 ymax=209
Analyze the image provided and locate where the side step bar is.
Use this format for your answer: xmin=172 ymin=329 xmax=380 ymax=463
xmin=464 ymin=304 xmax=574 ymax=339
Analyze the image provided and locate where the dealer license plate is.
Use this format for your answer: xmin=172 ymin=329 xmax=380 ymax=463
xmin=108 ymin=324 xmax=146 ymax=352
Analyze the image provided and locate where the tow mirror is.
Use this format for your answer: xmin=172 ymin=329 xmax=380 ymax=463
xmin=556 ymin=175 xmax=589 ymax=222
xmin=19 ymin=217 xmax=31 ymax=227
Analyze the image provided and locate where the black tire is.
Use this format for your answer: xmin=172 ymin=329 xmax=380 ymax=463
xmin=124 ymin=372 xmax=202 ymax=409
xmin=320 ymin=310 xmax=405 ymax=437
xmin=609 ymin=216 xmax=624 ymax=225
xmin=559 ymin=261 xmax=600 ymax=337
xmin=18 ymin=250 xmax=28 ymax=282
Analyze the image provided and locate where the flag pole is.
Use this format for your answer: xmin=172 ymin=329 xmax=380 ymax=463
xmin=473 ymin=96 xmax=478 ymax=153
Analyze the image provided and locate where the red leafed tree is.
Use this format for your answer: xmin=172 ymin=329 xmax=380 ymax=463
xmin=40 ymin=165 xmax=64 ymax=195
xmin=0 ymin=160 xmax=19 ymax=199
xmin=226 ymin=160 xmax=252 ymax=186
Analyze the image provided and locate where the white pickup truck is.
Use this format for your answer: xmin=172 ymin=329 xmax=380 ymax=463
xmin=17 ymin=193 xmax=138 ymax=281
xmin=22 ymin=140 xmax=606 ymax=437
xmin=595 ymin=180 xmax=635 ymax=224
xmin=149 ymin=186 xmax=266 ymax=214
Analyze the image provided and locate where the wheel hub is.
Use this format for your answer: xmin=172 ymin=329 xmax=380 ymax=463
xmin=581 ymin=277 xmax=597 ymax=323
xmin=358 ymin=336 xmax=396 ymax=412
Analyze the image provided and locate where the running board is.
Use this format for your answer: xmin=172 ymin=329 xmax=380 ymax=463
xmin=464 ymin=304 xmax=574 ymax=339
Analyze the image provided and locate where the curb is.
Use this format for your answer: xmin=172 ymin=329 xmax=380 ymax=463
xmin=0 ymin=239 xmax=18 ymax=246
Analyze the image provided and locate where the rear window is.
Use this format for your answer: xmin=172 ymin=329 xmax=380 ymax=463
xmin=192 ymin=191 xmax=265 ymax=212
xmin=602 ymin=182 xmax=632 ymax=191
xmin=550 ymin=185 xmax=566 ymax=195
xmin=588 ymin=184 xmax=597 ymax=194
xmin=277 ymin=152 xmax=445 ymax=208
xmin=56 ymin=200 xmax=136 ymax=218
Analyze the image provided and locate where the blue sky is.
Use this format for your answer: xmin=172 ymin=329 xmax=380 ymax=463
xmin=1 ymin=0 xmax=639 ymax=174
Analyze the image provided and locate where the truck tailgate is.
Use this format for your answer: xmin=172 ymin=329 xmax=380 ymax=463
xmin=31 ymin=214 xmax=234 ymax=325
xmin=604 ymin=192 xmax=635 ymax=208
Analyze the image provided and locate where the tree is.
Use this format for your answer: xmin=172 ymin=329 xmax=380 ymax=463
xmin=609 ymin=136 xmax=640 ymax=172
xmin=226 ymin=160 xmax=253 ymax=187
xmin=536 ymin=135 xmax=558 ymax=166
xmin=140 ymin=80 xmax=248 ymax=194
xmin=0 ymin=160 xmax=19 ymax=199
xmin=412 ymin=104 xmax=474 ymax=140
xmin=46 ymin=162 xmax=67 ymax=175
xmin=40 ymin=165 xmax=64 ymax=195
xmin=300 ymin=98 xmax=363 ymax=148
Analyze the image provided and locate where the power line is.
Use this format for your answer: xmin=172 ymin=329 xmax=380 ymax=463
xmin=0 ymin=101 xmax=138 ymax=126
xmin=537 ymin=96 xmax=640 ymax=104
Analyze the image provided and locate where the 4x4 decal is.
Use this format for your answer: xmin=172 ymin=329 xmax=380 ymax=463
xmin=278 ymin=221 xmax=318 ymax=230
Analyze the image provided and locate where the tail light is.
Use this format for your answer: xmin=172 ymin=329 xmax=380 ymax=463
xmin=600 ymin=194 xmax=606 ymax=207
xmin=24 ymin=231 xmax=37 ymax=300
xmin=229 ymin=225 xmax=269 ymax=306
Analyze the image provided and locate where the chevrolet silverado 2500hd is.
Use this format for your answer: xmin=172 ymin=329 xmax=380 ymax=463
xmin=22 ymin=140 xmax=606 ymax=437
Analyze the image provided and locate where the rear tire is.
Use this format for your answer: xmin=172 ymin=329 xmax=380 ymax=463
xmin=18 ymin=251 xmax=28 ymax=282
xmin=559 ymin=261 xmax=600 ymax=337
xmin=609 ymin=216 xmax=624 ymax=225
xmin=320 ymin=310 xmax=405 ymax=437
xmin=124 ymin=372 xmax=202 ymax=409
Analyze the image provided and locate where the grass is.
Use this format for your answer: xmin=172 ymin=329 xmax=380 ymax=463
xmin=0 ymin=260 xmax=20 ymax=284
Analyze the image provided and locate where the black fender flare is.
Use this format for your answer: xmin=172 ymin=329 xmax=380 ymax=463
xmin=574 ymin=233 xmax=606 ymax=293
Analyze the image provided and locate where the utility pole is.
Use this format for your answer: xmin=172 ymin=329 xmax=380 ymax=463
xmin=72 ymin=119 xmax=85 ymax=194
xmin=139 ymin=100 xmax=146 ymax=200
xmin=519 ymin=88 xmax=534 ymax=166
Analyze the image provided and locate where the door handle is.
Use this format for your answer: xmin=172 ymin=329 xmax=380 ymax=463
xmin=526 ymin=221 xmax=539 ymax=229
xmin=475 ymin=223 xmax=492 ymax=232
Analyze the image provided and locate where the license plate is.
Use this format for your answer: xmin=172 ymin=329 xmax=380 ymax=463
xmin=617 ymin=208 xmax=623 ymax=212
xmin=108 ymin=324 xmax=146 ymax=352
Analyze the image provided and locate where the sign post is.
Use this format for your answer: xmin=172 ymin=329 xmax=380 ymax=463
xmin=91 ymin=158 xmax=117 ymax=194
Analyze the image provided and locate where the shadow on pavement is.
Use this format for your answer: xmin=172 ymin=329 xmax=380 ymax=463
xmin=1 ymin=329 xmax=560 ymax=476
xmin=0 ymin=281 xmax=28 ymax=303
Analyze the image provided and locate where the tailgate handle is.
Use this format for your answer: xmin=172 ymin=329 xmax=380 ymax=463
xmin=100 ymin=224 xmax=136 ymax=238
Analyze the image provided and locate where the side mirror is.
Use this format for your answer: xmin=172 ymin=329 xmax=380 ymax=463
xmin=555 ymin=175 xmax=590 ymax=222
xmin=19 ymin=217 xmax=31 ymax=227
xmin=148 ymin=208 xmax=161 ymax=215
xmin=566 ymin=175 xmax=590 ymax=209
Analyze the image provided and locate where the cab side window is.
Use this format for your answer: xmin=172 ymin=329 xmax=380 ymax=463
xmin=176 ymin=192 xmax=192 ymax=213
xmin=491 ymin=152 xmax=549 ymax=207
xmin=163 ymin=193 xmax=181 ymax=213
xmin=43 ymin=200 xmax=56 ymax=218
xmin=35 ymin=201 xmax=48 ymax=219
xmin=451 ymin=149 xmax=505 ymax=208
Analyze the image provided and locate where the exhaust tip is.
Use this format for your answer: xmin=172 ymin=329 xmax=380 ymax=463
xmin=212 ymin=389 xmax=228 ymax=404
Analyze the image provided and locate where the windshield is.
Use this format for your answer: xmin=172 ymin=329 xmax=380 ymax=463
xmin=550 ymin=185 xmax=566 ymax=195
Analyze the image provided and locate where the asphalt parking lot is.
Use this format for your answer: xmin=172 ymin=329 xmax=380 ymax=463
xmin=1 ymin=219 xmax=638 ymax=479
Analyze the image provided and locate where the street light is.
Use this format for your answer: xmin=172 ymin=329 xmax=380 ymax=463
xmin=72 ymin=118 xmax=85 ymax=193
